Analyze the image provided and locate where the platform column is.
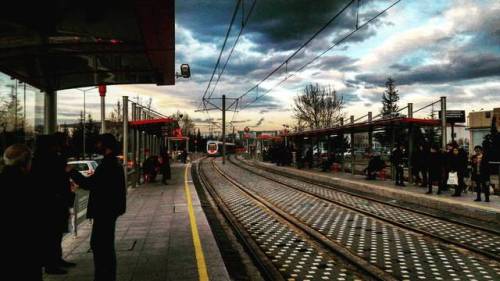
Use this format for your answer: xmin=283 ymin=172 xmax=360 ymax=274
xmin=408 ymin=103 xmax=414 ymax=184
xmin=122 ymin=96 xmax=129 ymax=186
xmin=368 ymin=112 xmax=373 ymax=152
xmin=44 ymin=90 xmax=57 ymax=134
xmin=131 ymin=102 xmax=137 ymax=188
xmin=350 ymin=115 xmax=355 ymax=175
xmin=340 ymin=117 xmax=345 ymax=172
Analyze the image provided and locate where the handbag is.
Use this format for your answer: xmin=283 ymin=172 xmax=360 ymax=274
xmin=447 ymin=171 xmax=458 ymax=185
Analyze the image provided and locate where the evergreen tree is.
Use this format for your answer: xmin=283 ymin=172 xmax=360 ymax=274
xmin=380 ymin=77 xmax=399 ymax=118
xmin=375 ymin=77 xmax=404 ymax=148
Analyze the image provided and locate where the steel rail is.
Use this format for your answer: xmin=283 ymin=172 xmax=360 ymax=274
xmin=210 ymin=159 xmax=396 ymax=281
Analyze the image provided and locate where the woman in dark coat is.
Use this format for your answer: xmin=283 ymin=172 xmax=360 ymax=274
xmin=426 ymin=144 xmax=445 ymax=195
xmin=448 ymin=146 xmax=468 ymax=196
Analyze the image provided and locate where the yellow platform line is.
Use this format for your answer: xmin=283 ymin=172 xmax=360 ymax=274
xmin=184 ymin=164 xmax=209 ymax=281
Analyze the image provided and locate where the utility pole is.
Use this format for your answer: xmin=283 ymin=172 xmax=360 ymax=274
xmin=222 ymin=95 xmax=226 ymax=165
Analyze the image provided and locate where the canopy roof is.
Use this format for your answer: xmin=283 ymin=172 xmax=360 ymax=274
xmin=129 ymin=117 xmax=179 ymax=135
xmin=289 ymin=117 xmax=441 ymax=138
xmin=0 ymin=0 xmax=175 ymax=91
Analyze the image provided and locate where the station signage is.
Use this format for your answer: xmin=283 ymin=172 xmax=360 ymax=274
xmin=439 ymin=110 xmax=465 ymax=123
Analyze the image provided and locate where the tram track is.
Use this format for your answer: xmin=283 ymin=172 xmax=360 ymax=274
xmin=229 ymin=156 xmax=500 ymax=262
xmin=197 ymin=158 xmax=379 ymax=281
xmin=214 ymin=156 xmax=500 ymax=280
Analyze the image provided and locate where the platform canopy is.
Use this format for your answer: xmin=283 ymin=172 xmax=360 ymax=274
xmin=0 ymin=0 xmax=175 ymax=91
xmin=289 ymin=117 xmax=441 ymax=138
xmin=129 ymin=117 xmax=179 ymax=135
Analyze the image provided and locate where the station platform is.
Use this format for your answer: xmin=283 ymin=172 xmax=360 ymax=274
xmin=253 ymin=160 xmax=500 ymax=225
xmin=45 ymin=163 xmax=230 ymax=281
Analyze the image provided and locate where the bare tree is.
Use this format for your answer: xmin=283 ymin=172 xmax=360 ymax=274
xmin=293 ymin=83 xmax=344 ymax=129
xmin=170 ymin=111 xmax=195 ymax=136
xmin=109 ymin=100 xmax=122 ymax=122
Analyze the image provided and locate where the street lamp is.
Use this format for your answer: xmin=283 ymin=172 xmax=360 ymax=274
xmin=76 ymin=87 xmax=97 ymax=159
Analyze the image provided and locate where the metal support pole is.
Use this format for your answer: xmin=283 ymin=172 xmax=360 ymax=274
xmin=408 ymin=103 xmax=414 ymax=183
xmin=100 ymin=95 xmax=106 ymax=133
xmin=44 ymin=90 xmax=57 ymax=134
xmin=368 ymin=112 xmax=373 ymax=152
xmin=131 ymin=102 xmax=137 ymax=188
xmin=340 ymin=117 xmax=345 ymax=172
xmin=83 ymin=91 xmax=86 ymax=159
xmin=441 ymin=96 xmax=447 ymax=149
xmin=137 ymin=107 xmax=143 ymax=170
xmin=122 ymin=96 xmax=129 ymax=186
xmin=350 ymin=115 xmax=355 ymax=175
xmin=222 ymin=95 xmax=226 ymax=165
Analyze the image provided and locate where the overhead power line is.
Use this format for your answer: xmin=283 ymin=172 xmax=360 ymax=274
xmin=229 ymin=0 xmax=356 ymax=108
xmin=229 ymin=0 xmax=402 ymax=115
xmin=201 ymin=0 xmax=242 ymax=103
xmin=207 ymin=0 xmax=257 ymax=100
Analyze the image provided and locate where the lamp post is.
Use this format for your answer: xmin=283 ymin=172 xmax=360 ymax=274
xmin=76 ymin=87 xmax=97 ymax=159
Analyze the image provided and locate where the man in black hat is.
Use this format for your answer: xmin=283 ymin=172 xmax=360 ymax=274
xmin=67 ymin=133 xmax=126 ymax=281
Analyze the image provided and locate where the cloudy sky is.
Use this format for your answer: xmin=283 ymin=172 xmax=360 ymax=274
xmin=53 ymin=0 xmax=500 ymax=132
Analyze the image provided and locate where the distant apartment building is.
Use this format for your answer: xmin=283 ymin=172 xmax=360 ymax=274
xmin=467 ymin=108 xmax=500 ymax=154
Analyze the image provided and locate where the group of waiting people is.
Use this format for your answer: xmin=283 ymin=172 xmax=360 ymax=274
xmin=412 ymin=143 xmax=492 ymax=202
xmin=383 ymin=142 xmax=492 ymax=202
xmin=267 ymin=144 xmax=294 ymax=166
xmin=2 ymin=133 xmax=126 ymax=281
xmin=142 ymin=152 xmax=171 ymax=185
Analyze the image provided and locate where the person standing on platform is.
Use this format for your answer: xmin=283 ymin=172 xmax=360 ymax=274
xmin=471 ymin=146 xmax=491 ymax=202
xmin=391 ymin=144 xmax=406 ymax=187
xmin=305 ymin=148 xmax=313 ymax=169
xmin=426 ymin=144 xmax=444 ymax=194
xmin=67 ymin=134 xmax=126 ymax=281
xmin=181 ymin=149 xmax=188 ymax=164
xmin=448 ymin=145 xmax=468 ymax=197
xmin=32 ymin=134 xmax=75 ymax=275
xmin=2 ymin=144 xmax=43 ymax=281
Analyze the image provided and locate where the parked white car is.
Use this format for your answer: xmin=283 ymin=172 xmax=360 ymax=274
xmin=68 ymin=160 xmax=98 ymax=177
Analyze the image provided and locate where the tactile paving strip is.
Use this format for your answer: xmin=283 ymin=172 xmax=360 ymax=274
xmin=218 ymin=160 xmax=500 ymax=281
xmin=237 ymin=159 xmax=500 ymax=259
xmin=201 ymin=160 xmax=364 ymax=281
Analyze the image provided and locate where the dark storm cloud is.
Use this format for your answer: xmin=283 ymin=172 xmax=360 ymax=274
xmin=242 ymin=94 xmax=284 ymax=110
xmin=336 ymin=88 xmax=360 ymax=104
xmin=178 ymin=0 xmax=386 ymax=50
xmin=390 ymin=63 xmax=412 ymax=71
xmin=355 ymin=53 xmax=500 ymax=86
xmin=318 ymin=55 xmax=359 ymax=71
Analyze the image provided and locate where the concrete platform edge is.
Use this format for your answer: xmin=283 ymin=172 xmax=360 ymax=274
xmin=253 ymin=160 xmax=500 ymax=224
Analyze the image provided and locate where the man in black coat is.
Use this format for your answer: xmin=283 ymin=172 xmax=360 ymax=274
xmin=426 ymin=144 xmax=445 ymax=194
xmin=32 ymin=134 xmax=75 ymax=275
xmin=391 ymin=144 xmax=406 ymax=186
xmin=68 ymin=134 xmax=126 ymax=281
xmin=2 ymin=144 xmax=43 ymax=280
